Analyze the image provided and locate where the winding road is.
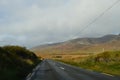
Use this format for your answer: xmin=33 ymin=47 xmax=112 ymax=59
xmin=26 ymin=60 xmax=120 ymax=80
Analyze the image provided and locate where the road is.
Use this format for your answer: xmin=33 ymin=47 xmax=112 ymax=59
xmin=26 ymin=60 xmax=120 ymax=80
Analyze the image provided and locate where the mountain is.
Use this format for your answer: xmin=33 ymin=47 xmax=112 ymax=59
xmin=31 ymin=34 xmax=120 ymax=55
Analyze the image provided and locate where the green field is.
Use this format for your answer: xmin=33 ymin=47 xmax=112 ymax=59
xmin=56 ymin=51 xmax=120 ymax=76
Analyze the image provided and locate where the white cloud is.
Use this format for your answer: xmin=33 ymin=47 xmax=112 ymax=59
xmin=0 ymin=0 xmax=120 ymax=47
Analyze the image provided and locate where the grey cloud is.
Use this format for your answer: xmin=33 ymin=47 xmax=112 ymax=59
xmin=0 ymin=0 xmax=120 ymax=48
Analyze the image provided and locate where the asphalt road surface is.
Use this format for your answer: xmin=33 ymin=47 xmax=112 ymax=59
xmin=26 ymin=60 xmax=120 ymax=80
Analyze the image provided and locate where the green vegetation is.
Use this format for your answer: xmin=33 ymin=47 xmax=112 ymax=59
xmin=0 ymin=45 xmax=41 ymax=80
xmin=57 ymin=51 xmax=120 ymax=76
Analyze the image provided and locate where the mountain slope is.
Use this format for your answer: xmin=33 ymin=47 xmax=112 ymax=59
xmin=32 ymin=34 xmax=120 ymax=55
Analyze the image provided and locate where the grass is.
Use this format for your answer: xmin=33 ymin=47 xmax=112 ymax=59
xmin=56 ymin=51 xmax=120 ymax=76
xmin=0 ymin=69 xmax=19 ymax=80
xmin=0 ymin=45 xmax=41 ymax=80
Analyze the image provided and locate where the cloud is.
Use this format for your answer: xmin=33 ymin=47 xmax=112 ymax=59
xmin=0 ymin=34 xmax=27 ymax=46
xmin=0 ymin=0 xmax=120 ymax=47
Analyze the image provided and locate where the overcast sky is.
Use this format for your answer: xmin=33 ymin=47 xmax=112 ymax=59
xmin=0 ymin=0 xmax=120 ymax=48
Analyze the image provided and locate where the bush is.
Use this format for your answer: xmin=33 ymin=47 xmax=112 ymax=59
xmin=0 ymin=45 xmax=41 ymax=80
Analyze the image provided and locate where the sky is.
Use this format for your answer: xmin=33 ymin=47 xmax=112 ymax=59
xmin=0 ymin=0 xmax=120 ymax=48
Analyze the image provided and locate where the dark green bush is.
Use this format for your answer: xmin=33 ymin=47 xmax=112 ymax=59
xmin=0 ymin=45 xmax=41 ymax=80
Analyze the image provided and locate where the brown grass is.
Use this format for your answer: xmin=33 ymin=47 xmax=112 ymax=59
xmin=35 ymin=52 xmax=89 ymax=61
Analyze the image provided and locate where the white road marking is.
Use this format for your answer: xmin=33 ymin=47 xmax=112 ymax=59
xmin=59 ymin=67 xmax=65 ymax=70
xmin=26 ymin=73 xmax=31 ymax=78
xmin=102 ymin=73 xmax=114 ymax=77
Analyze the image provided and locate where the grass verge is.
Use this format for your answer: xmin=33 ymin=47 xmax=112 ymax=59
xmin=56 ymin=51 xmax=120 ymax=76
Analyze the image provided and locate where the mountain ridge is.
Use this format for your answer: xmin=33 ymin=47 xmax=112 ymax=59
xmin=31 ymin=34 xmax=120 ymax=54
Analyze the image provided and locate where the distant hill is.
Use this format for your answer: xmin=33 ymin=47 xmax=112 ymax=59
xmin=31 ymin=34 xmax=120 ymax=55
